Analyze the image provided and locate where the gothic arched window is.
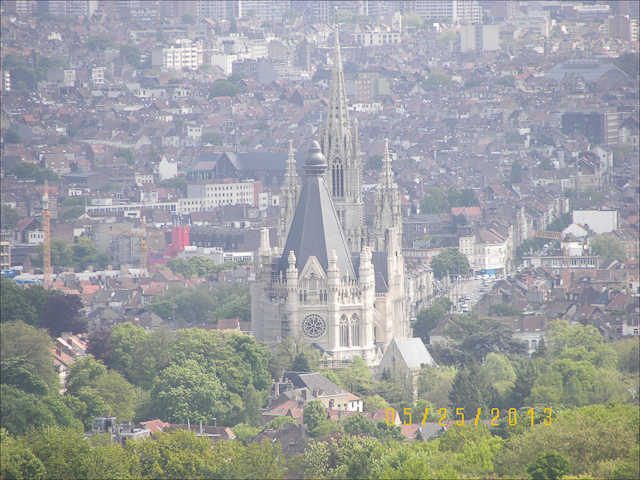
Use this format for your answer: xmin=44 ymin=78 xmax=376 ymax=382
xmin=332 ymin=159 xmax=344 ymax=197
xmin=340 ymin=315 xmax=349 ymax=347
xmin=350 ymin=314 xmax=360 ymax=347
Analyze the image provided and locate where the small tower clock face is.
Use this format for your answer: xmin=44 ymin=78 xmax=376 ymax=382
xmin=301 ymin=314 xmax=327 ymax=339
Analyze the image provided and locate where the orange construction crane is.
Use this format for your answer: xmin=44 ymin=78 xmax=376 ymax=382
xmin=42 ymin=180 xmax=52 ymax=287
xmin=531 ymin=230 xmax=570 ymax=294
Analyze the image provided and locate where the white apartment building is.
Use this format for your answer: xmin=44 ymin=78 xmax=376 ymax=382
xmin=411 ymin=0 xmax=481 ymax=24
xmin=154 ymin=41 xmax=204 ymax=71
xmin=181 ymin=181 xmax=258 ymax=214
xmin=460 ymin=24 xmax=499 ymax=52
xmin=460 ymin=228 xmax=511 ymax=276
xmin=503 ymin=15 xmax=551 ymax=38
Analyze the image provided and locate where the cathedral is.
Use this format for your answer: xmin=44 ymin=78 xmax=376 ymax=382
xmin=251 ymin=32 xmax=406 ymax=366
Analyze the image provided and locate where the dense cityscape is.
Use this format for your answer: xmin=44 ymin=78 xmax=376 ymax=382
xmin=1 ymin=1 xmax=639 ymax=479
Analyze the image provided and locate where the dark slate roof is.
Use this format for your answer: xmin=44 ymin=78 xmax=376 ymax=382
xmin=238 ymin=152 xmax=307 ymax=172
xmin=278 ymin=142 xmax=355 ymax=279
xmin=371 ymin=252 xmax=389 ymax=293
xmin=282 ymin=372 xmax=347 ymax=397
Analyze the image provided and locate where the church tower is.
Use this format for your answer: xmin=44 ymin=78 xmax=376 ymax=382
xmin=320 ymin=29 xmax=367 ymax=253
xmin=373 ymin=140 xmax=403 ymax=252
xmin=277 ymin=140 xmax=300 ymax=249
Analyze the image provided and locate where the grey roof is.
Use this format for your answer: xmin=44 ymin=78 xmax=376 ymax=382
xmin=283 ymin=372 xmax=347 ymax=397
xmin=418 ymin=423 xmax=445 ymax=440
xmin=545 ymin=60 xmax=629 ymax=83
xmin=197 ymin=152 xmax=307 ymax=173
xmin=278 ymin=142 xmax=355 ymax=279
xmin=391 ymin=338 xmax=436 ymax=370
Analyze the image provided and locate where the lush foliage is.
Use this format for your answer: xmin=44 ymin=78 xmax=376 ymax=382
xmin=412 ymin=297 xmax=452 ymax=343
xmin=7 ymin=162 xmax=60 ymax=184
xmin=589 ymin=234 xmax=627 ymax=262
xmin=166 ymin=256 xmax=251 ymax=279
xmin=419 ymin=186 xmax=478 ymax=214
xmin=0 ymin=278 xmax=59 ymax=328
xmin=430 ymin=247 xmax=470 ymax=278
xmin=148 ymin=283 xmax=251 ymax=323
xmin=208 ymin=79 xmax=247 ymax=98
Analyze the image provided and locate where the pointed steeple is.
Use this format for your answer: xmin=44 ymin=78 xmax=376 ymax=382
xmin=278 ymin=140 xmax=355 ymax=279
xmin=277 ymin=140 xmax=301 ymax=248
xmin=322 ymin=28 xmax=353 ymax=168
xmin=320 ymin=26 xmax=367 ymax=252
xmin=373 ymin=140 xmax=403 ymax=252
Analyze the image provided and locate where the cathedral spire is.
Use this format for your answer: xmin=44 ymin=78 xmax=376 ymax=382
xmin=323 ymin=27 xmax=352 ymax=168
xmin=373 ymin=140 xmax=403 ymax=252
xmin=278 ymin=141 xmax=301 ymax=248
xmin=320 ymin=26 xmax=367 ymax=252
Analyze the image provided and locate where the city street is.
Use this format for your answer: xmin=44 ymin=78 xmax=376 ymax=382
xmin=446 ymin=277 xmax=496 ymax=314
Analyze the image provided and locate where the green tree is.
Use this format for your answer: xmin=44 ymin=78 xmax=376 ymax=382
xmin=0 ymin=321 xmax=58 ymax=390
xmin=71 ymin=236 xmax=98 ymax=271
xmin=438 ymin=424 xmax=504 ymax=471
xmin=40 ymin=294 xmax=87 ymax=337
xmin=423 ymin=73 xmax=453 ymax=87
xmin=420 ymin=186 xmax=450 ymax=213
xmin=23 ymin=426 xmax=93 ymax=479
xmin=91 ymin=371 xmax=136 ymax=422
xmin=488 ymin=303 xmax=522 ymax=317
xmin=64 ymin=356 xmax=107 ymax=396
xmin=448 ymin=363 xmax=496 ymax=415
xmin=262 ymin=416 xmax=297 ymax=431
xmin=241 ymin=385 xmax=261 ymax=427
xmin=269 ymin=334 xmax=319 ymax=376
xmin=110 ymin=323 xmax=146 ymax=374
xmin=300 ymin=434 xmax=385 ymax=479
xmin=34 ymin=238 xmax=73 ymax=268
xmin=74 ymin=386 xmax=110 ymax=431
xmin=7 ymin=162 xmax=60 ymax=184
xmin=303 ymin=400 xmax=327 ymax=433
xmin=363 ymin=394 xmax=389 ymax=412
xmin=509 ymin=160 xmax=523 ymax=184
xmin=402 ymin=12 xmax=424 ymax=29
xmin=496 ymin=75 xmax=516 ymax=87
xmin=87 ymin=34 xmax=114 ymax=51
xmin=495 ymin=404 xmax=639 ymax=478
xmin=336 ymin=356 xmax=373 ymax=396
xmin=459 ymin=318 xmax=528 ymax=361
xmin=589 ymin=234 xmax=627 ymax=262
xmin=430 ymin=247 xmax=470 ymax=278
xmin=0 ymin=278 xmax=58 ymax=328
xmin=545 ymin=320 xmax=617 ymax=369
xmin=527 ymin=451 xmax=573 ymax=479
xmin=507 ymin=361 xmax=538 ymax=409
xmin=4 ymin=128 xmax=22 ymax=144
xmin=612 ymin=52 xmax=639 ymax=77
xmin=201 ymin=132 xmax=223 ymax=146
xmin=1 ymin=356 xmax=49 ymax=396
xmin=0 ymin=428 xmax=46 ymax=480
xmin=120 ymin=45 xmax=142 ymax=68
xmin=208 ymin=79 xmax=246 ymax=98
xmin=413 ymin=297 xmax=452 ymax=343
xmin=150 ymin=359 xmax=224 ymax=424
xmin=1 ymin=203 xmax=23 ymax=230
xmin=116 ymin=148 xmax=136 ymax=165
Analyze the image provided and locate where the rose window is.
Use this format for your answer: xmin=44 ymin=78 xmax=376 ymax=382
xmin=301 ymin=314 xmax=327 ymax=339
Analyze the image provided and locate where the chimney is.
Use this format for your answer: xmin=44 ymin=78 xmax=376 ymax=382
xmin=301 ymin=389 xmax=307 ymax=401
